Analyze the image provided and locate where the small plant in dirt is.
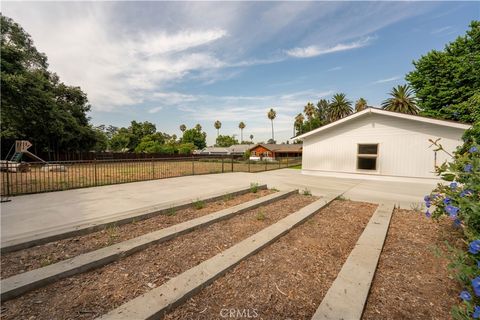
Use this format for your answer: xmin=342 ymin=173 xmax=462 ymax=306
xmin=270 ymin=187 xmax=279 ymax=192
xmin=256 ymin=211 xmax=266 ymax=221
xmin=423 ymin=133 xmax=479 ymax=320
xmin=40 ymin=256 xmax=53 ymax=267
xmin=165 ymin=207 xmax=177 ymax=216
xmin=250 ymin=183 xmax=259 ymax=193
xmin=193 ymin=199 xmax=205 ymax=210
xmin=105 ymin=224 xmax=119 ymax=246
xmin=302 ymin=188 xmax=312 ymax=196
xmin=335 ymin=195 xmax=348 ymax=201
xmin=223 ymin=194 xmax=233 ymax=202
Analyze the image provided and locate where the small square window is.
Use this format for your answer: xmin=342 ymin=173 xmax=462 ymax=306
xmin=358 ymin=157 xmax=377 ymax=170
xmin=358 ymin=144 xmax=378 ymax=155
xmin=357 ymin=144 xmax=378 ymax=170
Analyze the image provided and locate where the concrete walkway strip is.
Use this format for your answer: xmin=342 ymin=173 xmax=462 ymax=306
xmin=311 ymin=202 xmax=395 ymax=320
xmin=1 ymin=188 xmax=295 ymax=301
xmin=1 ymin=185 xmax=267 ymax=253
xmin=97 ymin=193 xmax=340 ymax=320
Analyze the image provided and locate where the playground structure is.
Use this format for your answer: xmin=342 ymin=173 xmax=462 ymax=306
xmin=0 ymin=141 xmax=66 ymax=173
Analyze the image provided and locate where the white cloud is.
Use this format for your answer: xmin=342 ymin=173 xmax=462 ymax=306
xmin=327 ymin=66 xmax=343 ymax=71
xmin=148 ymin=106 xmax=163 ymax=114
xmin=285 ymin=37 xmax=373 ymax=58
xmin=372 ymin=76 xmax=401 ymax=84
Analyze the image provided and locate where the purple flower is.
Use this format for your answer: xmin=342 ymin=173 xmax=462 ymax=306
xmin=474 ymin=306 xmax=480 ymax=319
xmin=470 ymin=146 xmax=478 ymax=153
xmin=465 ymin=164 xmax=473 ymax=173
xmin=425 ymin=209 xmax=431 ymax=218
xmin=460 ymin=189 xmax=473 ymax=197
xmin=450 ymin=182 xmax=458 ymax=190
xmin=425 ymin=201 xmax=431 ymax=208
xmin=472 ymin=277 xmax=480 ymax=296
xmin=453 ymin=219 xmax=462 ymax=227
xmin=443 ymin=197 xmax=451 ymax=205
xmin=445 ymin=205 xmax=459 ymax=218
xmin=460 ymin=290 xmax=472 ymax=301
xmin=424 ymin=195 xmax=431 ymax=202
xmin=469 ymin=240 xmax=480 ymax=254
xmin=477 ymin=260 xmax=480 ymax=268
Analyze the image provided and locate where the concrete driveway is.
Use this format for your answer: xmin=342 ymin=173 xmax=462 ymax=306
xmin=1 ymin=169 xmax=437 ymax=247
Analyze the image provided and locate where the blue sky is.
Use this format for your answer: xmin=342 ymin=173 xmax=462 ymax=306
xmin=3 ymin=1 xmax=479 ymax=145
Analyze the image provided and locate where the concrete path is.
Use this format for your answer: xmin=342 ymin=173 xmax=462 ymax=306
xmin=1 ymin=169 xmax=436 ymax=247
xmin=311 ymin=202 xmax=395 ymax=320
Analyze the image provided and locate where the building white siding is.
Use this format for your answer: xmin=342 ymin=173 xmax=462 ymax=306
xmin=301 ymin=113 xmax=466 ymax=181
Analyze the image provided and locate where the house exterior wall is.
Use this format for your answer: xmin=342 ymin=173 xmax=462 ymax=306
xmin=301 ymin=113 xmax=466 ymax=180
xmin=250 ymin=146 xmax=274 ymax=158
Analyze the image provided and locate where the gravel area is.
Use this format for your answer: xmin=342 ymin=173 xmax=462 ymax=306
xmin=1 ymin=189 xmax=273 ymax=279
xmin=1 ymin=193 xmax=316 ymax=320
xmin=362 ymin=209 xmax=463 ymax=320
xmin=163 ymin=200 xmax=377 ymax=320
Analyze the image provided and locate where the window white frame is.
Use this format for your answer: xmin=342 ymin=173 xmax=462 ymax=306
xmin=356 ymin=143 xmax=379 ymax=171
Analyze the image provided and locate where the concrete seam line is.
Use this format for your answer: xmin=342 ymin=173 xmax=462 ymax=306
xmin=0 ymin=189 xmax=296 ymax=301
xmin=311 ymin=202 xmax=395 ymax=320
xmin=97 ymin=193 xmax=340 ymax=320
xmin=1 ymin=185 xmax=268 ymax=253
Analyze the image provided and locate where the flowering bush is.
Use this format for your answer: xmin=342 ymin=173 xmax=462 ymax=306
xmin=424 ymin=137 xmax=479 ymax=319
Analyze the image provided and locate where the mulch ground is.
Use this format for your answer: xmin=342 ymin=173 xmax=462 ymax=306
xmin=1 ymin=194 xmax=316 ymax=320
xmin=163 ymin=200 xmax=377 ymax=320
xmin=1 ymin=189 xmax=273 ymax=279
xmin=362 ymin=209 xmax=464 ymax=320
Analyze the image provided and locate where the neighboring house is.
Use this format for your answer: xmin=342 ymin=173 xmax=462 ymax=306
xmin=249 ymin=144 xmax=302 ymax=160
xmin=295 ymin=108 xmax=470 ymax=182
xmin=199 ymin=144 xmax=251 ymax=156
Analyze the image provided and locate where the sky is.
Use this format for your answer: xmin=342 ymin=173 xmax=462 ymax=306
xmin=2 ymin=1 xmax=479 ymax=145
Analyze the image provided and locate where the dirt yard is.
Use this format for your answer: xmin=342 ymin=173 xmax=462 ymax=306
xmin=1 ymin=189 xmax=274 ymax=279
xmin=362 ymin=209 xmax=463 ymax=320
xmin=163 ymin=200 xmax=377 ymax=320
xmin=1 ymin=194 xmax=316 ymax=320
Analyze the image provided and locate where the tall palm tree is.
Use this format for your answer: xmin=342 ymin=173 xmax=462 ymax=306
xmin=317 ymin=99 xmax=329 ymax=123
xmin=179 ymin=124 xmax=186 ymax=134
xmin=238 ymin=122 xmax=246 ymax=143
xmin=195 ymin=123 xmax=202 ymax=132
xmin=355 ymin=98 xmax=368 ymax=112
xmin=381 ymin=84 xmax=419 ymax=115
xmin=328 ymin=93 xmax=353 ymax=122
xmin=294 ymin=113 xmax=305 ymax=135
xmin=267 ymin=108 xmax=276 ymax=142
xmin=249 ymin=134 xmax=254 ymax=142
xmin=303 ymin=102 xmax=316 ymax=131
xmin=214 ymin=120 xmax=221 ymax=137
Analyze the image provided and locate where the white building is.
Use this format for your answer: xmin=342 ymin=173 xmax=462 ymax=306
xmin=295 ymin=108 xmax=470 ymax=182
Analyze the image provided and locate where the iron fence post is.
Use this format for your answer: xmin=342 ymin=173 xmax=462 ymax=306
xmin=192 ymin=156 xmax=195 ymax=175
xmin=248 ymin=159 xmax=250 ymax=172
xmin=151 ymin=157 xmax=154 ymax=179
xmin=265 ymin=159 xmax=267 ymax=171
xmin=231 ymin=155 xmax=234 ymax=172
xmin=5 ymin=161 xmax=10 ymax=196
xmin=94 ymin=158 xmax=97 ymax=186
xmin=222 ymin=157 xmax=224 ymax=173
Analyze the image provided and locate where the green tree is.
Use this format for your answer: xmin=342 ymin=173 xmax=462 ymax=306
xmin=238 ymin=121 xmax=246 ymax=142
xmin=249 ymin=134 xmax=254 ymax=142
xmin=179 ymin=124 xmax=186 ymax=134
xmin=214 ymin=120 xmax=221 ymax=137
xmin=182 ymin=128 xmax=206 ymax=149
xmin=381 ymin=84 xmax=419 ymax=115
xmin=294 ymin=113 xmax=305 ymax=135
xmin=355 ymin=98 xmax=368 ymax=112
xmin=195 ymin=123 xmax=202 ymax=132
xmin=328 ymin=93 xmax=352 ymax=122
xmin=406 ymin=21 xmax=480 ymax=123
xmin=267 ymin=108 xmax=276 ymax=141
xmin=0 ymin=15 xmax=99 ymax=154
xmin=316 ymin=99 xmax=329 ymax=123
xmin=304 ymin=102 xmax=316 ymax=131
xmin=216 ymin=135 xmax=239 ymax=147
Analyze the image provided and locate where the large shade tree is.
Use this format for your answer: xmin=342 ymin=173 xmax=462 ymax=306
xmin=381 ymin=84 xmax=419 ymax=115
xmin=328 ymin=93 xmax=353 ymax=122
xmin=406 ymin=21 xmax=480 ymax=123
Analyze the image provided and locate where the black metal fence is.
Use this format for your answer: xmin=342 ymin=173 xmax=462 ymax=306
xmin=0 ymin=156 xmax=302 ymax=196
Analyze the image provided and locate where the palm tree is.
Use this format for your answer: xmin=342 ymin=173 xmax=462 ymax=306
xmin=355 ymin=98 xmax=368 ymax=112
xmin=195 ymin=123 xmax=202 ymax=132
xmin=238 ymin=122 xmax=246 ymax=142
xmin=303 ymin=102 xmax=316 ymax=131
xmin=328 ymin=93 xmax=353 ymax=122
xmin=317 ymin=99 xmax=329 ymax=123
xmin=381 ymin=84 xmax=419 ymax=115
xmin=294 ymin=113 xmax=305 ymax=135
xmin=267 ymin=108 xmax=276 ymax=142
xmin=249 ymin=134 xmax=254 ymax=142
xmin=214 ymin=120 xmax=221 ymax=137
xmin=179 ymin=124 xmax=186 ymax=134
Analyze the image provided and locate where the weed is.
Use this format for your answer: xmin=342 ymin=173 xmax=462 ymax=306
xmin=40 ymin=256 xmax=53 ymax=267
xmin=250 ymin=182 xmax=259 ymax=193
xmin=223 ymin=193 xmax=234 ymax=202
xmin=105 ymin=224 xmax=119 ymax=246
xmin=336 ymin=195 xmax=348 ymax=201
xmin=193 ymin=199 xmax=205 ymax=210
xmin=256 ymin=211 xmax=266 ymax=221
xmin=302 ymin=188 xmax=312 ymax=196
xmin=165 ymin=207 xmax=177 ymax=216
xmin=270 ymin=187 xmax=279 ymax=192
xmin=409 ymin=202 xmax=425 ymax=212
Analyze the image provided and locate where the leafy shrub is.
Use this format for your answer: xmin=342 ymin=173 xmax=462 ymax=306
xmin=250 ymin=182 xmax=259 ymax=193
xmin=177 ymin=143 xmax=195 ymax=155
xmin=192 ymin=199 xmax=205 ymax=210
xmin=424 ymin=136 xmax=479 ymax=319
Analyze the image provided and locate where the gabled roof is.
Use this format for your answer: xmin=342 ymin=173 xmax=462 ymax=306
xmin=250 ymin=143 xmax=302 ymax=152
xmin=294 ymin=107 xmax=471 ymax=140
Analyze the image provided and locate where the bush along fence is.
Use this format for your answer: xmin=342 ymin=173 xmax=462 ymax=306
xmin=0 ymin=156 xmax=302 ymax=197
xmin=424 ymin=136 xmax=479 ymax=320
